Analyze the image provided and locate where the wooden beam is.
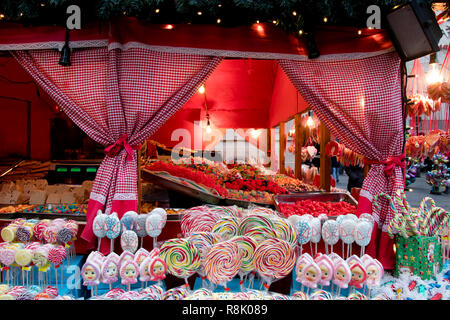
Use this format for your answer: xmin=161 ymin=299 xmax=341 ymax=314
xmin=279 ymin=122 xmax=286 ymax=174
xmin=320 ymin=122 xmax=331 ymax=191
xmin=265 ymin=129 xmax=271 ymax=168
xmin=294 ymin=114 xmax=302 ymax=179
xmin=364 ymin=164 xmax=370 ymax=178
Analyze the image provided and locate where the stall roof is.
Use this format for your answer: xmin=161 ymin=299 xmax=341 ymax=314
xmin=0 ymin=17 xmax=394 ymax=60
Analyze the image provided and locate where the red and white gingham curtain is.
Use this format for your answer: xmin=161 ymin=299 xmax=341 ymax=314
xmin=278 ymin=52 xmax=404 ymax=268
xmin=12 ymin=48 xmax=222 ymax=248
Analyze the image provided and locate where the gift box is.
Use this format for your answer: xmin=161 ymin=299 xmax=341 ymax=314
xmin=394 ymin=235 xmax=443 ymax=280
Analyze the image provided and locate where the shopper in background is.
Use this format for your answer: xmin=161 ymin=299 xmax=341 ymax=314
xmin=344 ymin=165 xmax=364 ymax=192
xmin=331 ymin=156 xmax=340 ymax=183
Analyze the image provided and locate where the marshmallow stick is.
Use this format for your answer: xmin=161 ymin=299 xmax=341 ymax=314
xmin=325 ymin=244 xmax=328 ymax=255
xmin=110 ymin=283 xmax=112 ymax=291
xmin=55 ymin=266 xmax=58 ymax=289
xmin=110 ymin=239 xmax=114 ymax=253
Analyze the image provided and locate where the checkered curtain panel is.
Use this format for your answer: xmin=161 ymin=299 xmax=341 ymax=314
xmin=278 ymin=52 xmax=405 ymax=232
xmin=12 ymin=48 xmax=222 ymax=246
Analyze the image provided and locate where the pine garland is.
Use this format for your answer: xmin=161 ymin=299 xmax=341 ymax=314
xmin=0 ymin=0 xmax=440 ymax=34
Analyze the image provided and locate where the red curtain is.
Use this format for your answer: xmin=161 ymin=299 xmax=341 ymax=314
xmin=278 ymin=52 xmax=404 ymax=269
xmin=12 ymin=48 xmax=222 ymax=250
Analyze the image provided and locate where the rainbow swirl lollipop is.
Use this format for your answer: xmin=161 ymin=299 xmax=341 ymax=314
xmin=159 ymin=238 xmax=201 ymax=279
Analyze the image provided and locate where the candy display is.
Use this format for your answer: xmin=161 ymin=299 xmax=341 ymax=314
xmin=278 ymin=200 xmax=357 ymax=218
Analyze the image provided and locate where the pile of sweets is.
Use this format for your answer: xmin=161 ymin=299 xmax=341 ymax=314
xmin=21 ymin=204 xmax=87 ymax=215
xmin=0 ymin=285 xmax=75 ymax=300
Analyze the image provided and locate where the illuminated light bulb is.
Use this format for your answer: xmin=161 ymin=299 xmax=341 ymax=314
xmin=217 ymin=18 xmax=221 ymax=24
xmin=19 ymin=13 xmax=23 ymax=16
xmin=292 ymin=11 xmax=297 ymax=16
xmin=272 ymin=20 xmax=277 ymax=24
xmin=256 ymin=20 xmax=260 ymax=23
xmin=198 ymin=85 xmax=205 ymax=94
xmin=164 ymin=24 xmax=174 ymax=30
xmin=0 ymin=14 xmax=4 ymax=19
xmin=206 ymin=126 xmax=212 ymax=134
xmin=123 ymin=11 xmax=126 ymax=15
xmin=323 ymin=17 xmax=328 ymax=23
xmin=298 ymin=30 xmax=303 ymax=35
xmin=426 ymin=64 xmax=443 ymax=85
xmin=218 ymin=3 xmax=222 ymax=7
xmin=251 ymin=129 xmax=261 ymax=139
xmin=155 ymin=8 xmax=160 ymax=13
xmin=257 ymin=25 xmax=264 ymax=32
xmin=306 ymin=116 xmax=314 ymax=128
xmin=40 ymin=3 xmax=45 ymax=6
xmin=197 ymin=11 xmax=202 ymax=16
xmin=358 ymin=29 xmax=362 ymax=35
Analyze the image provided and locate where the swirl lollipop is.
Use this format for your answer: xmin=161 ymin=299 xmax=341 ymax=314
xmin=321 ymin=220 xmax=339 ymax=254
xmin=15 ymin=249 xmax=33 ymax=286
xmin=272 ymin=217 xmax=297 ymax=246
xmin=253 ymin=238 xmax=296 ymax=291
xmin=159 ymin=238 xmax=201 ymax=290
xmin=93 ymin=210 xmax=107 ymax=251
xmin=230 ymin=235 xmax=258 ymax=291
xmin=187 ymin=233 xmax=213 ymax=286
xmin=48 ymin=245 xmax=67 ymax=290
xmin=339 ymin=219 xmax=356 ymax=259
xmin=211 ymin=216 xmax=239 ymax=240
xmin=204 ymin=240 xmax=241 ymax=291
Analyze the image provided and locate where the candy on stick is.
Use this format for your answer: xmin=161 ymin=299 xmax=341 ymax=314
xmin=48 ymin=245 xmax=66 ymax=290
xmin=121 ymin=211 xmax=138 ymax=231
xmin=347 ymin=254 xmax=363 ymax=267
xmin=181 ymin=207 xmax=222 ymax=237
xmin=100 ymin=256 xmax=119 ymax=289
xmin=204 ymin=240 xmax=241 ymax=291
xmin=332 ymin=260 xmax=351 ymax=293
xmin=358 ymin=213 xmax=375 ymax=227
xmin=315 ymin=255 xmax=334 ymax=287
xmin=395 ymin=189 xmax=420 ymax=235
xmin=253 ymin=238 xmax=296 ymax=291
xmin=139 ymin=248 xmax=167 ymax=285
xmin=93 ymin=210 xmax=107 ymax=251
xmin=339 ymin=219 xmax=356 ymax=259
xmin=104 ymin=212 xmax=121 ymax=253
xmin=135 ymin=214 xmax=148 ymax=248
xmin=244 ymin=225 xmax=277 ymax=243
xmin=14 ymin=249 xmax=32 ymax=287
xmin=81 ymin=260 xmax=101 ymax=296
xmin=374 ymin=193 xmax=409 ymax=238
xmin=33 ymin=221 xmax=49 ymax=242
xmin=118 ymin=251 xmax=134 ymax=270
xmin=360 ymin=254 xmax=374 ymax=267
xmin=310 ymin=218 xmax=321 ymax=256
xmin=159 ymin=238 xmax=201 ymax=290
xmin=272 ymin=217 xmax=298 ymax=246
xmin=187 ymin=232 xmax=213 ymax=287
xmin=349 ymin=262 xmax=367 ymax=290
xmin=299 ymin=261 xmax=321 ymax=292
xmin=365 ymin=259 xmax=383 ymax=289
xmin=238 ymin=214 xmax=275 ymax=236
xmin=120 ymin=230 xmax=138 ymax=253
xmin=16 ymin=226 xmax=33 ymax=242
xmin=355 ymin=220 xmax=372 ymax=256
xmin=134 ymin=248 xmax=150 ymax=267
xmin=296 ymin=219 xmax=312 ymax=255
xmin=230 ymin=235 xmax=258 ymax=291
xmin=321 ymin=220 xmax=339 ymax=254
xmin=145 ymin=209 xmax=167 ymax=248
xmin=119 ymin=259 xmax=139 ymax=290
xmin=295 ymin=253 xmax=314 ymax=284
xmin=211 ymin=216 xmax=239 ymax=240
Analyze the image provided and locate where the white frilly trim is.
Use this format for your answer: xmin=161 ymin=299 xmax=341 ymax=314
xmin=113 ymin=193 xmax=137 ymax=201
xmin=108 ymin=41 xmax=396 ymax=61
xmin=90 ymin=192 xmax=106 ymax=204
xmin=0 ymin=40 xmax=108 ymax=51
xmin=359 ymin=189 xmax=373 ymax=201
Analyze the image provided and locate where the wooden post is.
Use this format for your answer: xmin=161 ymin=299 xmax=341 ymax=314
xmin=265 ymin=129 xmax=271 ymax=168
xmin=294 ymin=114 xmax=302 ymax=180
xmin=320 ymin=122 xmax=331 ymax=191
xmin=364 ymin=164 xmax=370 ymax=178
xmin=279 ymin=122 xmax=286 ymax=174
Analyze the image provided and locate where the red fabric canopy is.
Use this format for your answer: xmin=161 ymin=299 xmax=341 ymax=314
xmin=0 ymin=17 xmax=394 ymax=59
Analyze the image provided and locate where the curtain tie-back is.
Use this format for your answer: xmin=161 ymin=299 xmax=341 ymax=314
xmin=363 ymin=153 xmax=406 ymax=177
xmin=104 ymin=134 xmax=140 ymax=161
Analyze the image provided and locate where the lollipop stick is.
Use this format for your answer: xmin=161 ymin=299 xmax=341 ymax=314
xmin=110 ymin=283 xmax=112 ymax=291
xmin=315 ymin=243 xmax=317 ymax=256
xmin=140 ymin=237 xmax=143 ymax=249
xmin=331 ymin=245 xmax=333 ymax=254
xmin=153 ymin=237 xmax=157 ymax=249
xmin=97 ymin=238 xmax=101 ymax=252
xmin=110 ymin=239 xmax=114 ymax=253
xmin=127 ymin=284 xmax=130 ymax=292
xmin=55 ymin=266 xmax=58 ymax=289
xmin=310 ymin=242 xmax=313 ymax=256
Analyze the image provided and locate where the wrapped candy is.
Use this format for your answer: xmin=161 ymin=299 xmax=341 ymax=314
xmin=118 ymin=251 xmax=134 ymax=269
xmin=295 ymin=253 xmax=314 ymax=283
xmin=296 ymin=220 xmax=312 ymax=255
xmin=134 ymin=248 xmax=150 ymax=267
xmin=346 ymin=254 xmax=362 ymax=266
xmin=93 ymin=210 xmax=107 ymax=251
xmin=81 ymin=261 xmax=101 ymax=287
xmin=315 ymin=255 xmax=334 ymax=287
xmin=146 ymin=209 xmax=167 ymax=247
xmin=135 ymin=214 xmax=148 ymax=248
xmin=339 ymin=219 xmax=356 ymax=259
xmin=354 ymin=220 xmax=372 ymax=256
xmin=120 ymin=230 xmax=138 ymax=253
xmin=121 ymin=211 xmax=138 ymax=232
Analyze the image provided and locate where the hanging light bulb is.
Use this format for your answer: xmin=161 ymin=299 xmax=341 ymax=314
xmin=205 ymin=116 xmax=212 ymax=134
xmin=251 ymin=129 xmax=261 ymax=139
xmin=426 ymin=53 xmax=442 ymax=84
xmin=306 ymin=112 xmax=314 ymax=128
xmin=198 ymin=85 xmax=205 ymax=94
xmin=59 ymin=29 xmax=71 ymax=67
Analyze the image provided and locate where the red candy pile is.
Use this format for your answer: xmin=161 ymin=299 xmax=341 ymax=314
xmin=278 ymin=200 xmax=357 ymax=217
xmin=224 ymin=179 xmax=288 ymax=195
